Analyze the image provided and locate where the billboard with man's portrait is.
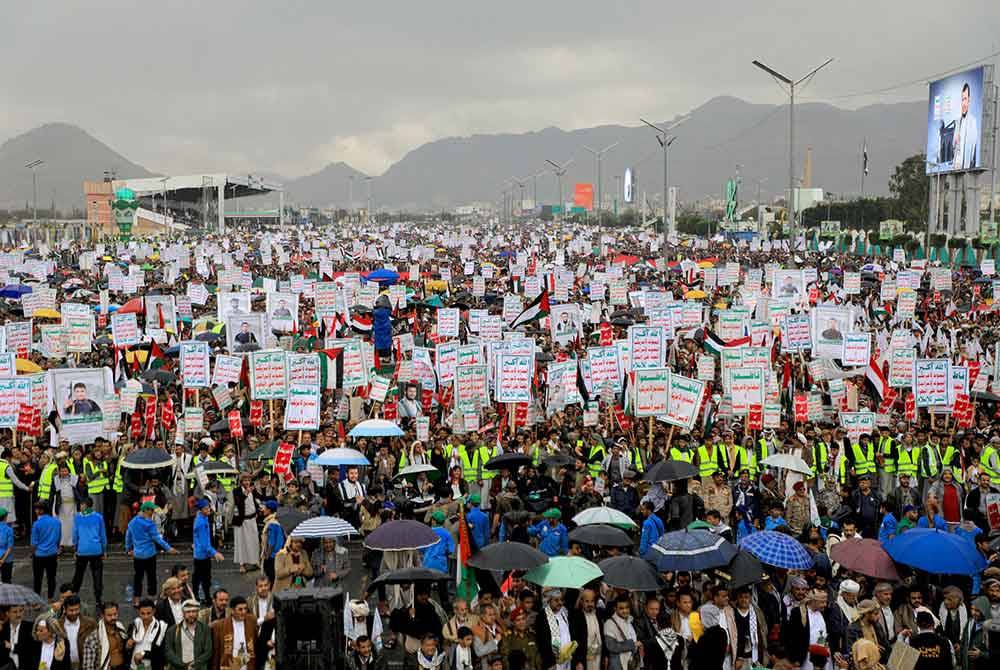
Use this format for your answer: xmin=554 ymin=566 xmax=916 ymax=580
xmin=217 ymin=291 xmax=252 ymax=322
xmin=926 ymin=66 xmax=988 ymax=174
xmin=550 ymin=303 xmax=582 ymax=346
xmin=47 ymin=367 xmax=114 ymax=445
xmin=266 ymin=291 xmax=299 ymax=333
xmin=227 ymin=313 xmax=266 ymax=354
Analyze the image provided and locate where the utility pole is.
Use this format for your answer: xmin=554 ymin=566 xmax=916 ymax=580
xmin=25 ymin=160 xmax=43 ymax=226
xmin=545 ymin=159 xmax=574 ymax=222
xmin=752 ymin=57 xmax=834 ymax=255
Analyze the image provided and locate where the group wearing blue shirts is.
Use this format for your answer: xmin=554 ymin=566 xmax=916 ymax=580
xmin=71 ymin=497 xmax=107 ymax=604
xmin=0 ymin=508 xmax=14 ymax=584
xmin=421 ymin=511 xmax=455 ymax=573
xmin=30 ymin=503 xmax=62 ymax=599
xmin=192 ymin=498 xmax=223 ymax=603
xmin=529 ymin=508 xmax=569 ymax=557
xmin=125 ymin=501 xmax=176 ymax=603
xmin=638 ymin=503 xmax=665 ymax=556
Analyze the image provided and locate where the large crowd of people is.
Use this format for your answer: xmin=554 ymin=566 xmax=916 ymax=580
xmin=0 ymin=218 xmax=998 ymax=670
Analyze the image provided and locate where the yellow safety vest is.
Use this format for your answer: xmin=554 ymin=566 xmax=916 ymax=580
xmin=838 ymin=457 xmax=849 ymax=485
xmin=851 ymin=443 xmax=876 ymax=476
xmin=733 ymin=447 xmax=759 ymax=478
xmin=896 ymin=447 xmax=920 ymax=478
xmin=37 ymin=463 xmax=58 ymax=501
xmin=941 ymin=446 xmax=962 ymax=482
xmin=920 ymin=444 xmax=947 ymax=479
xmin=480 ymin=445 xmax=499 ymax=480
xmin=811 ymin=443 xmax=829 ymax=477
xmin=214 ymin=457 xmax=234 ymax=492
xmin=587 ymin=444 xmax=606 ymax=478
xmin=83 ymin=458 xmax=109 ymax=496
xmin=981 ymin=446 xmax=1000 ymax=485
xmin=0 ymin=459 xmax=12 ymax=498
xmin=697 ymin=444 xmax=728 ymax=477
xmin=112 ymin=458 xmax=126 ymax=493
xmin=757 ymin=438 xmax=770 ymax=464
xmin=669 ymin=448 xmax=694 ymax=464
xmin=630 ymin=448 xmax=645 ymax=473
xmin=878 ymin=436 xmax=896 ymax=473
xmin=458 ymin=445 xmax=478 ymax=481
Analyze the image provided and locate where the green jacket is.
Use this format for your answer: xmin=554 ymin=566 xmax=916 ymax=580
xmin=959 ymin=619 xmax=989 ymax=670
xmin=164 ymin=620 xmax=213 ymax=670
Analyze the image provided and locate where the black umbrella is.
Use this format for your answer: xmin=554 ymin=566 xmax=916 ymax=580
xmin=367 ymin=567 xmax=449 ymax=591
xmin=0 ymin=584 xmax=47 ymax=608
xmin=543 ymin=453 xmax=575 ymax=468
xmin=141 ymin=369 xmax=177 ymax=385
xmin=364 ymin=520 xmax=441 ymax=551
xmin=610 ymin=317 xmax=634 ymax=327
xmin=276 ymin=507 xmax=309 ymax=534
xmin=642 ymin=459 xmax=699 ymax=483
xmin=94 ymin=335 xmax=113 ymax=346
xmin=467 ymin=542 xmax=549 ymax=571
xmin=209 ymin=415 xmax=251 ymax=433
xmin=568 ymin=524 xmax=634 ymax=548
xmin=714 ymin=551 xmax=767 ymax=590
xmin=196 ymin=331 xmax=221 ymax=342
xmin=122 ymin=448 xmax=175 ymax=470
xmin=598 ymin=556 xmax=664 ymax=592
xmin=535 ymin=352 xmax=555 ymax=363
xmin=485 ymin=452 xmax=533 ymax=471
xmin=187 ymin=460 xmax=239 ymax=478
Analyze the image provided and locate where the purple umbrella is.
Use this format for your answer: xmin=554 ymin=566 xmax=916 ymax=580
xmin=364 ymin=520 xmax=440 ymax=551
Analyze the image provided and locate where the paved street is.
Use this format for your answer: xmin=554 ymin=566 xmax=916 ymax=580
xmin=8 ymin=539 xmax=368 ymax=621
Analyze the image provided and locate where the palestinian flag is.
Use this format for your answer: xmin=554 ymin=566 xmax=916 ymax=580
xmin=509 ymin=287 xmax=550 ymax=329
xmin=702 ymin=329 xmax=751 ymax=356
xmin=456 ymin=502 xmax=478 ymax=602
xmin=319 ymin=348 xmax=344 ymax=390
xmin=148 ymin=341 xmax=172 ymax=370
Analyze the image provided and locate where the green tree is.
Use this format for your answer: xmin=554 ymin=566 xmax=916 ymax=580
xmin=889 ymin=153 xmax=929 ymax=228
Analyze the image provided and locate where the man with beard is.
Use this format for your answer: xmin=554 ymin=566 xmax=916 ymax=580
xmin=634 ymin=597 xmax=683 ymax=670
xmin=723 ymin=587 xmax=769 ymax=669
xmin=570 ymin=589 xmax=603 ymax=670
xmin=534 ymin=590 xmax=573 ymax=670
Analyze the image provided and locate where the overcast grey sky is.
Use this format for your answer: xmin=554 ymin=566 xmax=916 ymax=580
xmin=2 ymin=1 xmax=997 ymax=178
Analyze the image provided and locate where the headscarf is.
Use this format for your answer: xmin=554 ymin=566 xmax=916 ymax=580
xmin=851 ymin=638 xmax=883 ymax=670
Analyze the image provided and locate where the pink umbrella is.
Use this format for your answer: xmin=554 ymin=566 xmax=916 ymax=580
xmin=829 ymin=538 xmax=899 ymax=581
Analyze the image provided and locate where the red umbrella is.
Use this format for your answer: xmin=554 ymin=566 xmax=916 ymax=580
xmin=829 ymin=538 xmax=899 ymax=581
xmin=118 ymin=297 xmax=145 ymax=315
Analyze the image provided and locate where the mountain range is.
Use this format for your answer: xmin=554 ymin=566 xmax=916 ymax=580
xmin=0 ymin=96 xmax=926 ymax=213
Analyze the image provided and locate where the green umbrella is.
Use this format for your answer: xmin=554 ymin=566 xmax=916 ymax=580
xmin=523 ymin=556 xmax=603 ymax=590
xmin=687 ymin=520 xmax=712 ymax=531
xmin=247 ymin=441 xmax=280 ymax=460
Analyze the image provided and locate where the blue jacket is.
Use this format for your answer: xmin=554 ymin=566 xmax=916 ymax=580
xmin=917 ymin=514 xmax=947 ymax=531
xmin=73 ymin=511 xmax=107 ymax=557
xmin=421 ymin=527 xmax=455 ymax=573
xmin=373 ymin=306 xmax=393 ymax=352
xmin=764 ymin=516 xmax=788 ymax=531
xmin=878 ymin=513 xmax=898 ymax=544
xmin=0 ymin=523 xmax=14 ymax=560
xmin=31 ymin=515 xmax=61 ymax=557
xmin=529 ymin=521 xmax=568 ymax=557
xmin=639 ymin=514 xmax=665 ymax=556
xmin=264 ymin=522 xmax=285 ymax=559
xmin=125 ymin=515 xmax=173 ymax=559
xmin=467 ymin=506 xmax=490 ymax=551
xmin=193 ymin=513 xmax=218 ymax=560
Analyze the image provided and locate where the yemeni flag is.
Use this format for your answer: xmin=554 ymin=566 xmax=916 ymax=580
xmin=702 ymin=329 xmax=751 ymax=357
xmin=866 ymin=355 xmax=888 ymax=399
xmin=351 ymin=313 xmax=373 ymax=333
xmin=456 ymin=503 xmax=478 ymax=602
xmin=509 ymin=287 xmax=550 ymax=329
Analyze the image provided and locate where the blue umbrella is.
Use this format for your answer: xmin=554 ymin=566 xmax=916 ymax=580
xmin=365 ymin=268 xmax=400 ymax=284
xmin=313 ymin=448 xmax=371 ymax=467
xmin=740 ymin=530 xmax=813 ymax=569
xmin=884 ymin=529 xmax=987 ymax=576
xmin=0 ymin=284 xmax=32 ymax=299
xmin=349 ymin=419 xmax=404 ymax=438
xmin=644 ymin=529 xmax=738 ymax=572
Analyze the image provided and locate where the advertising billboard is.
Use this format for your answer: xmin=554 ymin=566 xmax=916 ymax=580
xmin=926 ymin=66 xmax=986 ymax=174
xmin=623 ymin=168 xmax=634 ymax=204
xmin=573 ymin=183 xmax=594 ymax=211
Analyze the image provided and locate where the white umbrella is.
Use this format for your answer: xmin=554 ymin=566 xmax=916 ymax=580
xmin=290 ymin=517 xmax=359 ymax=539
xmin=314 ymin=448 xmax=370 ymax=467
xmin=572 ymin=506 xmax=638 ymax=529
xmin=761 ymin=453 xmax=812 ymax=475
xmin=349 ymin=419 xmax=404 ymax=438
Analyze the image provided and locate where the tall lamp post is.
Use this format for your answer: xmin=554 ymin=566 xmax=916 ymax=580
xmin=751 ymin=57 xmax=834 ymax=252
xmin=545 ymin=158 xmax=574 ymax=221
xmin=583 ymin=142 xmax=618 ymax=226
xmin=640 ymin=115 xmax=689 ymax=267
xmin=25 ymin=160 xmax=43 ymax=226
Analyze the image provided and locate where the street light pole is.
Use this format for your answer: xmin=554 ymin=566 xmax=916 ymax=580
xmin=640 ymin=115 xmax=689 ymax=268
xmin=25 ymin=160 xmax=43 ymax=226
xmin=546 ymin=159 xmax=574 ymax=223
xmin=751 ymin=58 xmax=833 ymax=253
xmin=583 ymin=143 xmax=618 ymax=228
